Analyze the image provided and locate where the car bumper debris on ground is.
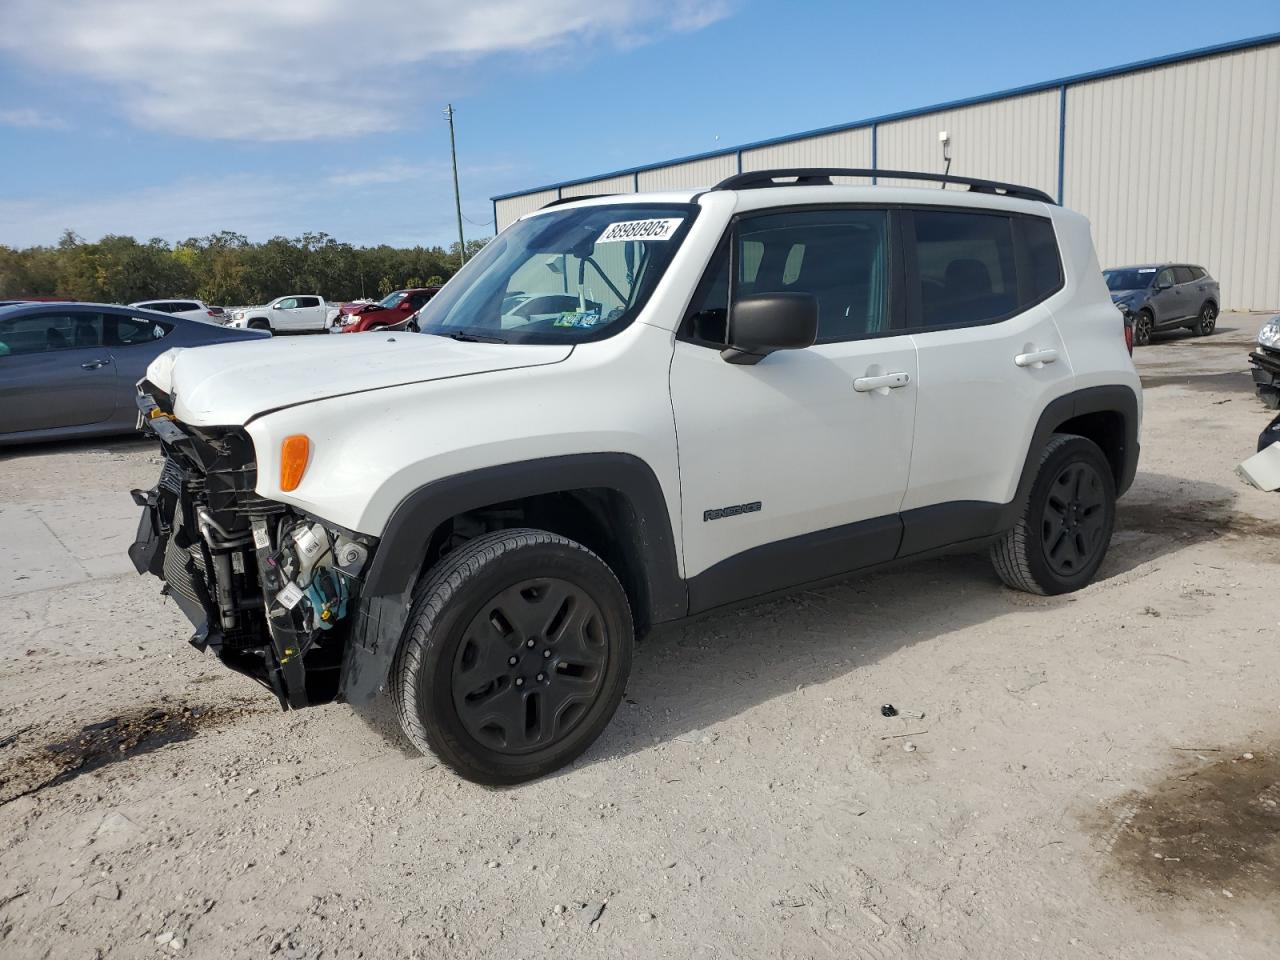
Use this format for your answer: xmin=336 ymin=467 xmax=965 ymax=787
xmin=1 ymin=316 xmax=1279 ymax=958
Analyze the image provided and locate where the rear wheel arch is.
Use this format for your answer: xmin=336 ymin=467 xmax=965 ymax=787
xmin=1012 ymin=386 xmax=1139 ymax=512
xmin=342 ymin=454 xmax=685 ymax=704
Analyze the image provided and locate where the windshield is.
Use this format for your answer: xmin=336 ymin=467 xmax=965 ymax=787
xmin=377 ymin=291 xmax=407 ymax=309
xmin=1105 ymin=268 xmax=1157 ymax=291
xmin=417 ymin=203 xmax=698 ymax=344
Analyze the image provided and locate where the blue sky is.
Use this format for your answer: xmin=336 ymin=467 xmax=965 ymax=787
xmin=0 ymin=0 xmax=1276 ymax=250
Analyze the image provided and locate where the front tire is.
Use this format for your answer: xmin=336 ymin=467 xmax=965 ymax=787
xmin=1194 ymin=301 xmax=1218 ymax=336
xmin=991 ymin=435 xmax=1117 ymax=596
xmin=248 ymin=319 xmax=271 ymax=332
xmin=392 ymin=529 xmax=633 ymax=785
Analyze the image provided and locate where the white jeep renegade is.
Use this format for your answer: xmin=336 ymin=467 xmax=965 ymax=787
xmin=130 ymin=168 xmax=1141 ymax=784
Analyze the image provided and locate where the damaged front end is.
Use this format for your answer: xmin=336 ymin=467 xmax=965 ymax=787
xmin=130 ymin=384 xmax=375 ymax=709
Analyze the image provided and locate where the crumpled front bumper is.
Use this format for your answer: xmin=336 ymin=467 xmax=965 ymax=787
xmin=131 ymin=386 xmax=372 ymax=710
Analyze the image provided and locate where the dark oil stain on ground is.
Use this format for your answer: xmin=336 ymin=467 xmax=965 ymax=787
xmin=1117 ymin=498 xmax=1280 ymax=559
xmin=1095 ymin=749 xmax=1280 ymax=905
xmin=0 ymin=701 xmax=262 ymax=807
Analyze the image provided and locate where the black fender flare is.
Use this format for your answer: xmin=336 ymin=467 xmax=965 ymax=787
xmin=1012 ymin=383 xmax=1141 ymax=508
xmin=340 ymin=453 xmax=685 ymax=704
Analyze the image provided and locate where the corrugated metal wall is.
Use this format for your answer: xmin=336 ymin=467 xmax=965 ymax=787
xmin=636 ymin=155 xmax=736 ymax=192
xmin=741 ymin=128 xmax=873 ymax=177
xmin=495 ymin=188 xmax=558 ymax=231
xmin=1065 ymin=43 xmax=1280 ymax=309
xmin=493 ymin=40 xmax=1280 ymax=307
xmin=875 ymin=90 xmax=1060 ymax=196
xmin=561 ymin=174 xmax=636 ymax=198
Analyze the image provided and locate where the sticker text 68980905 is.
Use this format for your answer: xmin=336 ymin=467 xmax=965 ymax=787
xmin=596 ymin=218 xmax=683 ymax=244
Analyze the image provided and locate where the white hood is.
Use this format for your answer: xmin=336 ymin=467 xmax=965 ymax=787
xmin=146 ymin=334 xmax=572 ymax=426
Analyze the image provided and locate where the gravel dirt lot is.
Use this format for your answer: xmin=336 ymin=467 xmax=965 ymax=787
xmin=2 ymin=315 xmax=1278 ymax=959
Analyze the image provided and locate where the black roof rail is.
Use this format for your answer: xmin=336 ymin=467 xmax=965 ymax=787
xmin=539 ymin=194 xmax=617 ymax=209
xmin=711 ymin=168 xmax=1056 ymax=204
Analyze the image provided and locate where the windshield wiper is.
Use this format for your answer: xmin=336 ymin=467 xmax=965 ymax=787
xmin=437 ymin=330 xmax=508 ymax=344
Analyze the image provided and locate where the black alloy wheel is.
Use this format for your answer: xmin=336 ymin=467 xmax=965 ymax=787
xmin=1196 ymin=302 xmax=1218 ymax=336
xmin=1134 ymin=310 xmax=1154 ymax=346
xmin=1040 ymin=460 xmax=1109 ymax=579
xmin=451 ymin=577 xmax=609 ymax=755
xmin=990 ymin=434 xmax=1117 ymax=595
xmin=393 ymin=529 xmax=633 ymax=784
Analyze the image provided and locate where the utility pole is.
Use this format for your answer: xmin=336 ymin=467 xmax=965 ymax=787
xmin=445 ymin=104 xmax=466 ymax=268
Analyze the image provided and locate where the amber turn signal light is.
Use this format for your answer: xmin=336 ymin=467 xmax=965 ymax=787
xmin=280 ymin=435 xmax=310 ymax=491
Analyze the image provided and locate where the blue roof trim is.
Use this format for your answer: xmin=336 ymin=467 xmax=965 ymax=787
xmin=491 ymin=31 xmax=1280 ymax=202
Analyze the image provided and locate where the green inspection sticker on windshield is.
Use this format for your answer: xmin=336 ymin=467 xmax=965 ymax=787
xmin=597 ymin=218 xmax=684 ymax=243
xmin=553 ymin=311 xmax=602 ymax=328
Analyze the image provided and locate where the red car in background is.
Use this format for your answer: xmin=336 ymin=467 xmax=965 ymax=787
xmin=334 ymin=287 xmax=441 ymax=333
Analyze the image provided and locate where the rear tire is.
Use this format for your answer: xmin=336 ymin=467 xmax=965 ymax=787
xmin=1194 ymin=301 xmax=1218 ymax=336
xmin=392 ymin=529 xmax=633 ymax=785
xmin=1260 ymin=388 xmax=1280 ymax=411
xmin=991 ymin=435 xmax=1117 ymax=596
xmin=1133 ymin=310 xmax=1154 ymax=346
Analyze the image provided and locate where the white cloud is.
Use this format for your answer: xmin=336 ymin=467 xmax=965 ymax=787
xmin=0 ymin=0 xmax=731 ymax=141
xmin=0 ymin=107 xmax=67 ymax=129
xmin=325 ymin=161 xmax=437 ymax=188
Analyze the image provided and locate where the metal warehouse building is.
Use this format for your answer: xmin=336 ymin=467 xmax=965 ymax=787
xmin=492 ymin=33 xmax=1280 ymax=310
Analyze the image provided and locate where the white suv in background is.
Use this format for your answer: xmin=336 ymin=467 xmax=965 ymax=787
xmin=130 ymin=168 xmax=1140 ymax=784
xmin=129 ymin=299 xmax=224 ymax=324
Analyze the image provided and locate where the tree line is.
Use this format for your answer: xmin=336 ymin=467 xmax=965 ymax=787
xmin=0 ymin=230 xmax=491 ymax=306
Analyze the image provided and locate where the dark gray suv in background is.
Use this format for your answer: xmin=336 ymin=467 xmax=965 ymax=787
xmin=1104 ymin=263 xmax=1220 ymax=346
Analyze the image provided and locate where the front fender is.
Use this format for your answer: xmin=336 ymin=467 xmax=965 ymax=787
xmin=340 ymin=452 xmax=685 ymax=704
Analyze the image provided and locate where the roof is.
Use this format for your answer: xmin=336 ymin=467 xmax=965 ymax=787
xmin=518 ymin=183 xmax=1058 ymax=224
xmin=492 ymin=31 xmax=1280 ymax=203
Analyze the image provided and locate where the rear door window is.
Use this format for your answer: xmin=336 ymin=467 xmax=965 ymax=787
xmin=295 ymin=296 xmax=320 ymax=308
xmin=908 ymin=210 xmax=1018 ymax=328
xmin=1173 ymin=266 xmax=1195 ymax=284
xmin=903 ymin=209 xmax=1065 ymax=329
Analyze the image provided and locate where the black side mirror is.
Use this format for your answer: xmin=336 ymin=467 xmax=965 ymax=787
xmin=721 ymin=292 xmax=818 ymax=365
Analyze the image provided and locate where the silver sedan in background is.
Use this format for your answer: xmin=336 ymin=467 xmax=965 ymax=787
xmin=0 ymin=301 xmax=269 ymax=446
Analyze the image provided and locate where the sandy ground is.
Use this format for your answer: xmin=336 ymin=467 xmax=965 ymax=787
xmin=1 ymin=315 xmax=1278 ymax=960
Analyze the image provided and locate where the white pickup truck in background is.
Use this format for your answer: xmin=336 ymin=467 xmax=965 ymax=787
xmin=227 ymin=295 xmax=340 ymax=333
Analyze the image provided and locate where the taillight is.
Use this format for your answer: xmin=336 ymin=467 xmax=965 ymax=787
xmin=207 ymin=310 xmax=219 ymax=317
xmin=1123 ymin=317 xmax=1134 ymax=355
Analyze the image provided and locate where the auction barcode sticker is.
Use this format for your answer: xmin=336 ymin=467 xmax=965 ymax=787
xmin=597 ymin=218 xmax=683 ymax=243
